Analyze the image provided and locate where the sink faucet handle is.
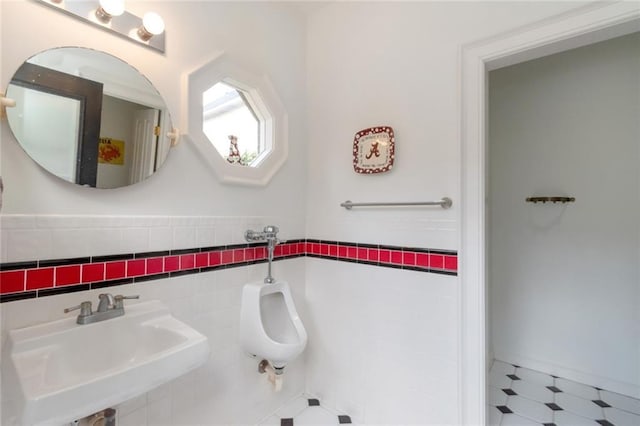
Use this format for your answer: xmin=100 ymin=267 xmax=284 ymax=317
xmin=114 ymin=294 xmax=140 ymax=309
xmin=64 ymin=301 xmax=92 ymax=316
xmin=115 ymin=294 xmax=139 ymax=300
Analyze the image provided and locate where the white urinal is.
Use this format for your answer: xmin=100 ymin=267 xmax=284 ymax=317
xmin=239 ymin=281 xmax=307 ymax=369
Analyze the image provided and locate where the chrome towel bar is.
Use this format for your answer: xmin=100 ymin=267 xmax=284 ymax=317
xmin=340 ymin=197 xmax=452 ymax=210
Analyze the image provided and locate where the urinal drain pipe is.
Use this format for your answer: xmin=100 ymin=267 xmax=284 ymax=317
xmin=258 ymin=359 xmax=284 ymax=391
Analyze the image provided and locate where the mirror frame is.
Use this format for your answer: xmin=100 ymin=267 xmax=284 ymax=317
xmin=187 ymin=54 xmax=288 ymax=186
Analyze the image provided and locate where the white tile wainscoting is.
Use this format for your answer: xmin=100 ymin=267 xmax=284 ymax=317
xmin=0 ymin=215 xmax=307 ymax=425
xmin=1 ymin=214 xmax=458 ymax=424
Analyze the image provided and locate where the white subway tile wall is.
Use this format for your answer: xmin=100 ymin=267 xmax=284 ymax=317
xmin=304 ymin=258 xmax=458 ymax=425
xmin=0 ymin=215 xmax=268 ymax=263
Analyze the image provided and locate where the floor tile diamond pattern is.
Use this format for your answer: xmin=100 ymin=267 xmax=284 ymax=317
xmin=488 ymin=360 xmax=640 ymax=425
xmin=259 ymin=396 xmax=352 ymax=426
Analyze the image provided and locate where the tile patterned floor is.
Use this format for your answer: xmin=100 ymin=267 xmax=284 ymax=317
xmin=488 ymin=360 xmax=640 ymax=426
xmin=259 ymin=396 xmax=352 ymax=426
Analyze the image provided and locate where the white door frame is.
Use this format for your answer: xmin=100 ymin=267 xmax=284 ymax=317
xmin=459 ymin=2 xmax=640 ymax=424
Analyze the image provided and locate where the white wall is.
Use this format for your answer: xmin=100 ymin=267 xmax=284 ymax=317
xmin=489 ymin=32 xmax=640 ymax=396
xmin=1 ymin=0 xmax=307 ymax=230
xmin=304 ymin=1 xmax=590 ymax=423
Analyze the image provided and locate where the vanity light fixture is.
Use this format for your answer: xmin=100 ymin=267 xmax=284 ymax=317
xmin=36 ymin=0 xmax=166 ymax=53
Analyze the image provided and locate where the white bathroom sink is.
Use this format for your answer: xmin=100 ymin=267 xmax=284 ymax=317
xmin=3 ymin=300 xmax=209 ymax=425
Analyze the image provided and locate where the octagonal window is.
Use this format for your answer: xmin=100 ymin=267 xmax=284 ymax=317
xmin=202 ymin=82 xmax=266 ymax=167
xmin=188 ymin=56 xmax=287 ymax=186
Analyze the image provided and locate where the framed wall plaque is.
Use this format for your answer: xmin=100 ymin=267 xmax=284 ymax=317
xmin=353 ymin=126 xmax=395 ymax=174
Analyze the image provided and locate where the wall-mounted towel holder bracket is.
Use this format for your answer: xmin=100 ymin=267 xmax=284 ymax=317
xmin=526 ymin=196 xmax=575 ymax=204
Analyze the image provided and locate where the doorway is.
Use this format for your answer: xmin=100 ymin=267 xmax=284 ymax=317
xmin=459 ymin=3 xmax=640 ymax=424
xmin=486 ymin=31 xmax=639 ymax=425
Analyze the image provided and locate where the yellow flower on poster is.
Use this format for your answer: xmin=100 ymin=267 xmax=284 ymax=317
xmin=98 ymin=138 xmax=125 ymax=165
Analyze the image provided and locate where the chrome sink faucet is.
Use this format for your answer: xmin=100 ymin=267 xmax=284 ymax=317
xmin=97 ymin=293 xmax=115 ymax=312
xmin=64 ymin=293 xmax=139 ymax=325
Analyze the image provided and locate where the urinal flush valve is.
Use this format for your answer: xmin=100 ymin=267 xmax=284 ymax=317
xmin=244 ymin=225 xmax=282 ymax=284
xmin=245 ymin=225 xmax=280 ymax=243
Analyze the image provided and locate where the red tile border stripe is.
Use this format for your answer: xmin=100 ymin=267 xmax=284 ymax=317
xmin=0 ymin=239 xmax=457 ymax=301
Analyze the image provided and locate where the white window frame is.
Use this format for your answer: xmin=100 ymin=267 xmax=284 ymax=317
xmin=187 ymin=54 xmax=288 ymax=186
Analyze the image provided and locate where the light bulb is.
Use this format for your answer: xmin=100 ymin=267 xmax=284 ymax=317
xmin=137 ymin=12 xmax=164 ymax=41
xmin=100 ymin=0 xmax=124 ymax=16
xmin=143 ymin=11 xmax=165 ymax=34
xmin=95 ymin=0 xmax=124 ymax=23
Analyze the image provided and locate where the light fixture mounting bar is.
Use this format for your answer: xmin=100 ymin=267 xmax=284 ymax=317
xmin=34 ymin=0 xmax=165 ymax=53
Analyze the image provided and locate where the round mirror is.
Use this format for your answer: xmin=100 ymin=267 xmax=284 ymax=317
xmin=5 ymin=47 xmax=173 ymax=188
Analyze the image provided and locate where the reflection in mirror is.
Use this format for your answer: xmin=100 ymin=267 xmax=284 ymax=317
xmin=202 ymin=82 xmax=267 ymax=167
xmin=5 ymin=47 xmax=172 ymax=188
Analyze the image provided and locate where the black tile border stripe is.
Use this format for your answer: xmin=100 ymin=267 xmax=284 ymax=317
xmin=224 ymin=243 xmax=250 ymax=250
xmin=92 ymin=253 xmax=134 ymax=263
xmin=0 ymin=260 xmax=38 ymax=271
xmin=1 ymin=239 xmax=458 ymax=302
xmin=134 ymin=273 xmax=170 ymax=283
xmin=170 ymin=248 xmax=201 ymax=255
xmin=135 ymin=250 xmax=170 ymax=259
xmin=355 ymin=243 xmax=379 ymax=249
xmin=38 ymin=284 xmax=90 ymax=297
xmin=284 ymin=238 xmax=305 ymax=244
xmin=404 ymin=246 xmax=431 ymax=254
xmin=91 ymin=278 xmax=135 ymax=289
xmin=0 ymin=291 xmax=37 ymax=303
xmin=39 ymin=257 xmax=91 ymax=268
xmin=169 ymin=269 xmax=200 ymax=278
xmin=427 ymin=249 xmax=458 ymax=255
xmin=200 ymin=265 xmax=226 ymax=273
